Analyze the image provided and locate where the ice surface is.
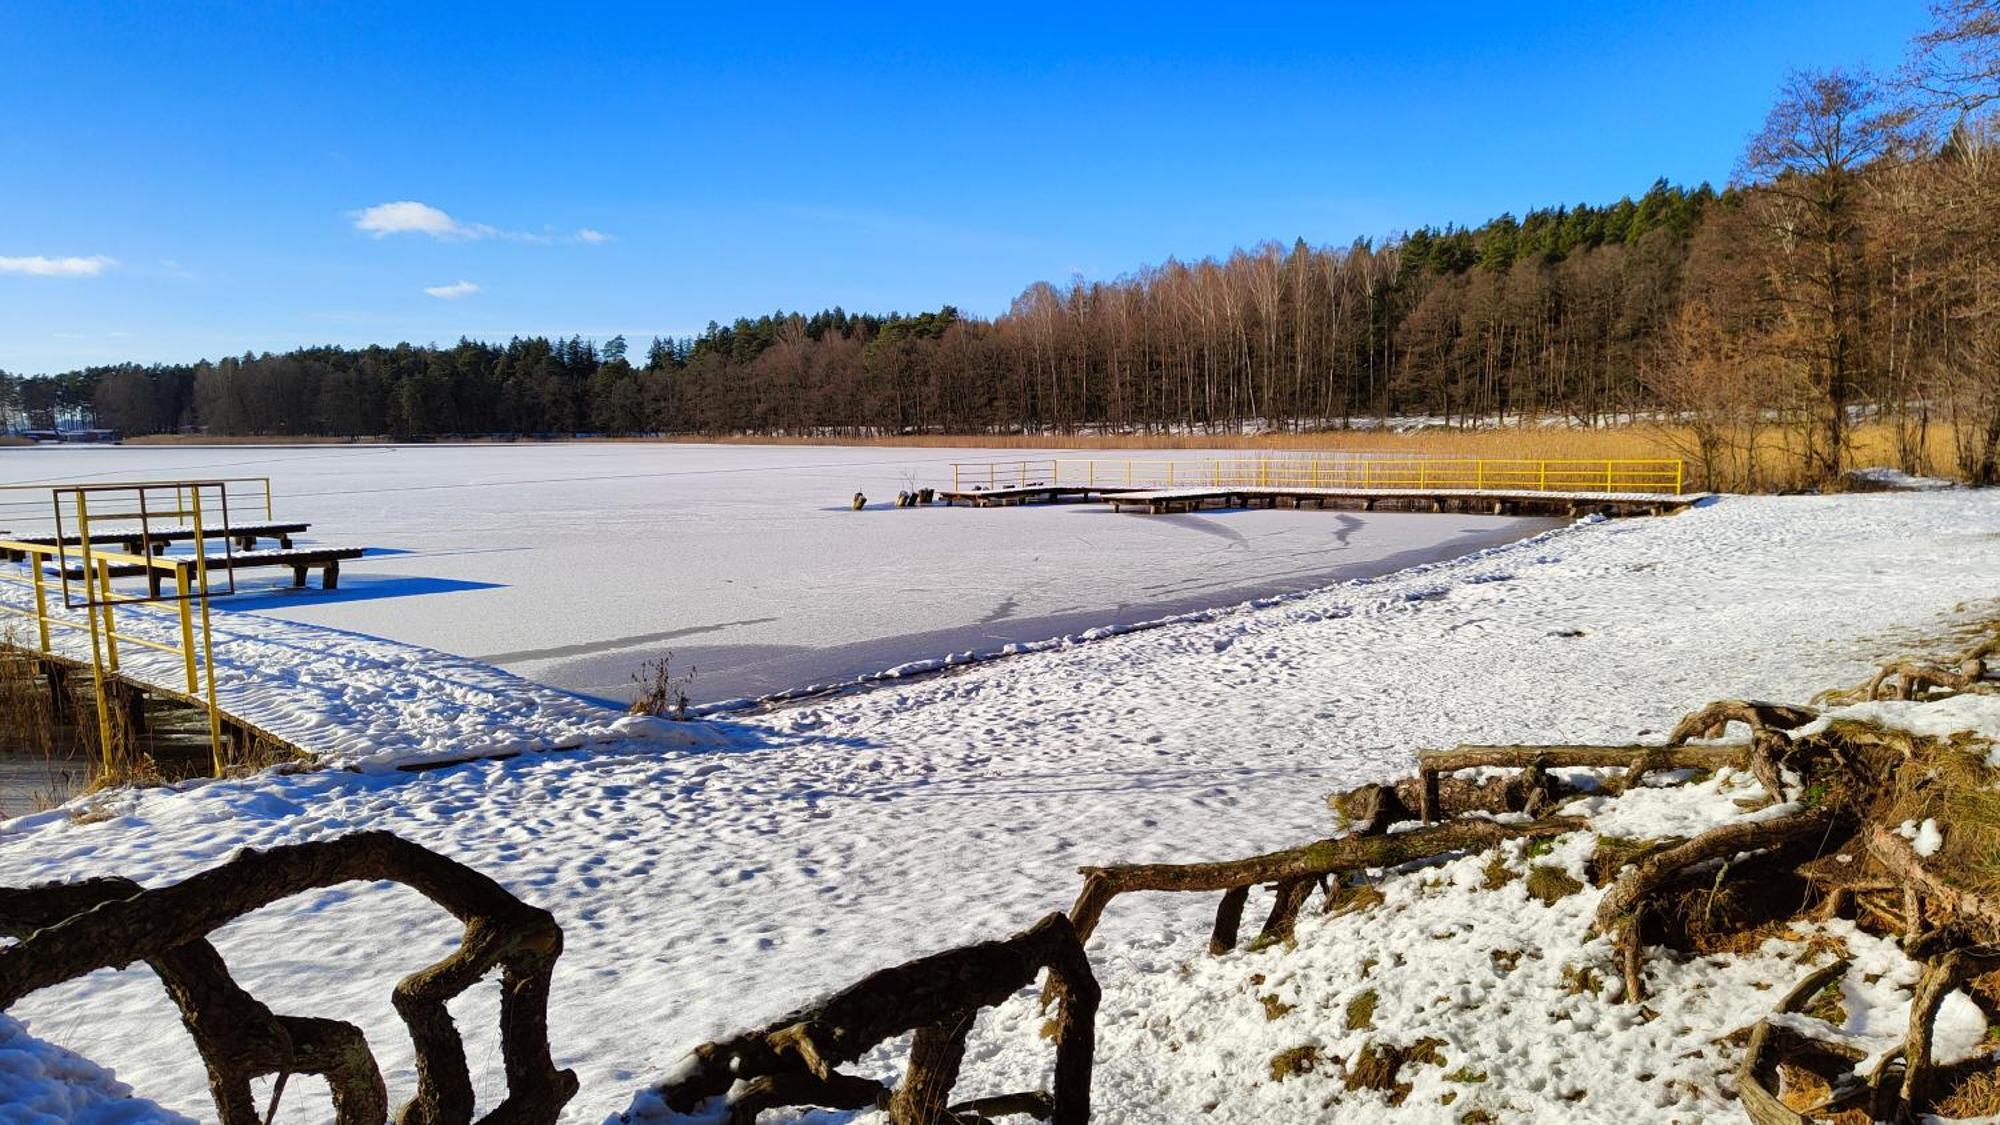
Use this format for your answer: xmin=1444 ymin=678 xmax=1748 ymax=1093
xmin=0 ymin=443 xmax=1557 ymax=704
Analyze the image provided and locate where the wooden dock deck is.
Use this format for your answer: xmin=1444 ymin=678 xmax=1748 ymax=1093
xmin=1099 ymin=486 xmax=1709 ymax=518
xmin=935 ymin=484 xmax=1147 ymax=507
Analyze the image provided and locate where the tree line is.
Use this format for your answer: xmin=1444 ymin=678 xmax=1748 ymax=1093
xmin=5 ymin=2 xmax=1997 ymax=486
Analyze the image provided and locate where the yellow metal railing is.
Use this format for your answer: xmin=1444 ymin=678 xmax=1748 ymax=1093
xmin=949 ymin=457 xmax=1685 ymax=496
xmin=0 ymin=476 xmax=273 ymax=532
xmin=0 ymin=482 xmax=233 ymax=772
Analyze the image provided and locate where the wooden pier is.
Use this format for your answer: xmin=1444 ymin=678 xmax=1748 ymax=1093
xmin=1099 ymin=486 xmax=1708 ymax=518
xmin=936 ymin=484 xmax=1146 ymax=507
xmin=938 ymin=457 xmax=1703 ymax=518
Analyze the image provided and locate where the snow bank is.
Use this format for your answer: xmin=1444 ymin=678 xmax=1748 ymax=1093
xmin=0 ymin=1015 xmax=192 ymax=1125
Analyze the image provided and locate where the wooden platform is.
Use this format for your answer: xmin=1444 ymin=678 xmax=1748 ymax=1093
xmin=1099 ymin=486 xmax=1710 ymax=518
xmin=0 ymin=521 xmax=311 ymax=561
xmin=935 ymin=484 xmax=1147 ymax=507
xmin=57 ymin=546 xmax=366 ymax=595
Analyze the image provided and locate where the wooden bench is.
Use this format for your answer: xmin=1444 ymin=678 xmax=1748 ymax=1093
xmin=59 ymin=547 xmax=366 ymax=596
xmin=0 ymin=522 xmax=311 ymax=561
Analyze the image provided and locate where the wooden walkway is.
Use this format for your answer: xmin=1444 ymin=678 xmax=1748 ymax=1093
xmin=935 ymin=484 xmax=1146 ymax=507
xmin=1100 ymin=486 xmax=1709 ymax=518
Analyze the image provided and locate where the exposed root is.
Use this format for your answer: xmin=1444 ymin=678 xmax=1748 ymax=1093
xmin=1665 ymin=700 xmax=1818 ymax=746
xmin=1593 ymin=809 xmax=1840 ymax=1002
xmin=660 ymin=912 xmax=1097 ymax=1125
xmin=1065 ymin=816 xmax=1583 ymax=951
xmin=1735 ymin=959 xmax=1861 ymax=1125
xmin=0 ymin=831 xmax=576 ymax=1124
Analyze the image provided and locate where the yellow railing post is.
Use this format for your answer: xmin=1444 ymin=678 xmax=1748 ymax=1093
xmin=1539 ymin=462 xmax=1547 ymax=490
xmin=1604 ymin=462 xmax=1614 ymax=491
xmin=96 ymin=559 xmax=119 ymax=673
xmin=29 ymin=548 xmax=50 ymax=652
xmin=176 ymin=561 xmax=199 ymax=693
xmin=1476 ymin=460 xmax=1485 ymax=490
xmin=1676 ymin=461 xmax=1684 ymax=495
xmin=190 ymin=485 xmax=226 ymax=773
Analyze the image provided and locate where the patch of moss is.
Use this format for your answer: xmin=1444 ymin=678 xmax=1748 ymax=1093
xmin=1525 ymin=838 xmax=1556 ymax=859
xmin=1268 ymin=1044 xmax=1323 ymax=1082
xmin=1326 ymin=882 xmax=1387 ymax=917
xmin=1526 ymin=864 xmax=1585 ymax=906
xmin=1588 ymin=835 xmax=1665 ymax=886
xmin=1406 ymin=1037 xmax=1448 ymax=1069
xmin=1489 ymin=949 xmax=1522 ymax=973
xmin=1261 ymin=993 xmax=1295 ymax=1021
xmin=1344 ymin=1041 xmax=1413 ymax=1105
xmin=1345 ymin=988 xmax=1379 ymax=1031
xmin=1561 ymin=964 xmax=1605 ymax=996
xmin=1481 ymin=852 xmax=1516 ymax=890
xmin=1445 ymin=1066 xmax=1489 ymax=1084
xmin=1803 ymin=978 xmax=1848 ymax=1027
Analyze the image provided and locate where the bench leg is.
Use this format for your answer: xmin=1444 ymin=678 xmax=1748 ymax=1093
xmin=148 ymin=570 xmax=163 ymax=599
xmin=279 ymin=535 xmax=293 ymax=549
xmin=292 ymin=565 xmax=308 ymax=588
xmin=323 ymin=562 xmax=340 ymax=591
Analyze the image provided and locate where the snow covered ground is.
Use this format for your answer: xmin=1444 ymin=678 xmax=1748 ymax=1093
xmin=0 ymin=443 xmax=1553 ymax=705
xmin=0 ymin=487 xmax=1994 ymax=1122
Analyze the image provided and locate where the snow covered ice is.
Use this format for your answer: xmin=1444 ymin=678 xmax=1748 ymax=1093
xmin=0 ymin=449 xmax=1996 ymax=1122
xmin=0 ymin=443 xmax=1555 ymax=705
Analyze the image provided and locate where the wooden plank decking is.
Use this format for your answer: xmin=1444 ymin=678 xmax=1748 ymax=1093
xmin=0 ymin=521 xmax=311 ymax=560
xmin=1099 ymin=486 xmax=1709 ymax=517
xmin=935 ymin=484 xmax=1147 ymax=507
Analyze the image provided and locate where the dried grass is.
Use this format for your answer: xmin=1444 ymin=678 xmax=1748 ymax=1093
xmin=1883 ymin=732 xmax=2000 ymax=899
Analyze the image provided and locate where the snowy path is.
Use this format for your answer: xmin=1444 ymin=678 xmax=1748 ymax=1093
xmin=0 ymin=491 xmax=1995 ymax=1123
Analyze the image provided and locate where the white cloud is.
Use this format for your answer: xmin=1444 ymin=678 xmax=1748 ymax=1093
xmin=354 ymin=201 xmax=494 ymax=240
xmin=423 ymin=280 xmax=481 ymax=299
xmin=352 ymin=201 xmax=609 ymax=245
xmin=0 ymin=254 xmax=114 ymax=277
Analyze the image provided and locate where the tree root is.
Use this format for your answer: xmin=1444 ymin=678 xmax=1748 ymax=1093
xmin=1411 ymin=744 xmax=1753 ymax=823
xmin=1865 ymin=824 xmax=2000 ymax=946
xmin=1818 ymin=630 xmax=2000 ymax=705
xmin=1897 ymin=944 xmax=2000 ymax=1119
xmin=1593 ymin=809 xmax=1840 ymax=1002
xmin=1734 ymin=958 xmax=1858 ymax=1125
xmin=1665 ymin=700 xmax=1818 ymax=746
xmin=0 ymin=878 xmax=387 ymax=1125
xmin=658 ymin=912 xmax=1097 ymax=1125
xmin=0 ymin=831 xmax=577 ymax=1125
xmin=1066 ymin=816 xmax=1583 ymax=950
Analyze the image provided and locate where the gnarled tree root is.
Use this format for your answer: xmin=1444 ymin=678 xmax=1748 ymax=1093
xmin=1735 ymin=958 xmax=1858 ymax=1125
xmin=0 ymin=831 xmax=577 ymax=1125
xmin=1411 ymin=744 xmax=1753 ymax=823
xmin=1067 ymin=816 xmax=1584 ymax=952
xmin=0 ymin=878 xmax=387 ymax=1124
xmin=1666 ymin=700 xmax=1818 ymax=746
xmin=658 ymin=912 xmax=1097 ymax=1125
xmin=1593 ymin=809 xmax=1839 ymax=1002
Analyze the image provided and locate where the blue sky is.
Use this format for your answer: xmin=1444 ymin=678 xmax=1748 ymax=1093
xmin=0 ymin=1 xmax=1930 ymax=375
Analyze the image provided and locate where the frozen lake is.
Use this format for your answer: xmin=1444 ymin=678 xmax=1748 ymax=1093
xmin=0 ymin=443 xmax=1558 ymax=705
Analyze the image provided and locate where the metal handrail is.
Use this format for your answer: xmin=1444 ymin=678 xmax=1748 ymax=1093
xmin=0 ymin=482 xmax=234 ymax=772
xmin=948 ymin=457 xmax=1685 ymax=495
